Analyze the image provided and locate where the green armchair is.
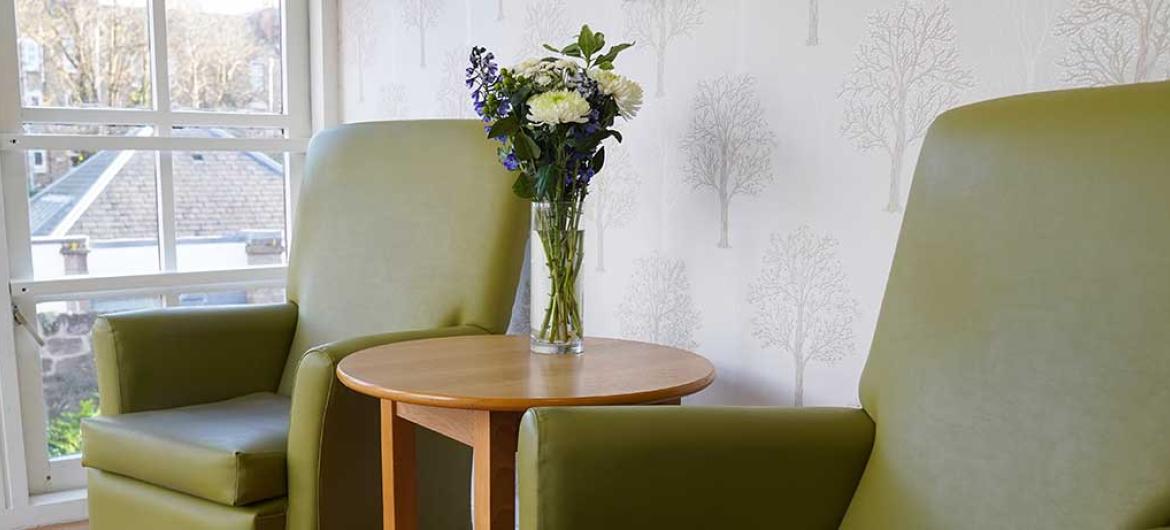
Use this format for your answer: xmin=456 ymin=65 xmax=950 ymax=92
xmin=81 ymin=120 xmax=528 ymax=530
xmin=519 ymin=81 xmax=1170 ymax=530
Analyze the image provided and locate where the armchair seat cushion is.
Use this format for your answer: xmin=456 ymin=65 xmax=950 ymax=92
xmin=82 ymin=392 xmax=290 ymax=506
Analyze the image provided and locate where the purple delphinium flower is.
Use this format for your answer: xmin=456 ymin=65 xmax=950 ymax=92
xmin=467 ymin=47 xmax=503 ymax=122
xmin=502 ymin=152 xmax=520 ymax=171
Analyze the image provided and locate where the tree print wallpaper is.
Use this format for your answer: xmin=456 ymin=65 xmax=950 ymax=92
xmin=336 ymin=0 xmax=1170 ymax=407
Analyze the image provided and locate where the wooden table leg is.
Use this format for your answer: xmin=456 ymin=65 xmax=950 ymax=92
xmin=472 ymin=411 xmax=522 ymax=530
xmin=381 ymin=400 xmax=418 ymax=530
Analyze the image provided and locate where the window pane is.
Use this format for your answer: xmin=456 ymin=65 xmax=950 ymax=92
xmin=166 ymin=0 xmax=284 ymax=114
xmin=174 ymin=287 xmax=286 ymax=306
xmin=14 ymin=0 xmax=152 ymax=109
xmin=24 ymin=123 xmax=154 ymax=136
xmin=37 ymin=296 xmax=163 ymax=458
xmin=28 ymin=149 xmax=161 ymax=280
xmin=174 ymin=148 xmax=287 ymax=271
xmin=171 ymin=125 xmax=285 ymax=139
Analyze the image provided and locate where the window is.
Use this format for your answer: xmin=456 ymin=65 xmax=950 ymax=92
xmin=0 ymin=0 xmax=310 ymax=499
xmin=27 ymin=149 xmax=46 ymax=174
xmin=23 ymin=88 xmax=41 ymax=107
xmin=18 ymin=37 xmax=40 ymax=72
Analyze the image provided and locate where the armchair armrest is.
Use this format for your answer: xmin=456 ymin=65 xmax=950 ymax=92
xmin=519 ymin=406 xmax=875 ymax=530
xmin=93 ymin=303 xmax=298 ymax=415
xmin=285 ymin=325 xmax=487 ymax=530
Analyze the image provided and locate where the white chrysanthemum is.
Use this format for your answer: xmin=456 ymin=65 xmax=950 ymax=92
xmin=527 ymin=90 xmax=591 ymax=127
xmin=513 ymin=58 xmax=577 ymax=79
xmin=553 ymin=59 xmax=579 ymax=72
xmin=513 ymin=58 xmax=542 ymax=78
xmin=590 ymin=70 xmax=644 ymax=119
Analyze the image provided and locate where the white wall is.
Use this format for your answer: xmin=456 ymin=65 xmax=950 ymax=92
xmin=336 ymin=0 xmax=1170 ymax=407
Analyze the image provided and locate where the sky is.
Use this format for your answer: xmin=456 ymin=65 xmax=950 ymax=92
xmin=101 ymin=0 xmax=277 ymax=16
xmin=169 ymin=0 xmax=277 ymax=15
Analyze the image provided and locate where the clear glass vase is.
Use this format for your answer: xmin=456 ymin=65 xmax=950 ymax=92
xmin=530 ymin=200 xmax=585 ymax=354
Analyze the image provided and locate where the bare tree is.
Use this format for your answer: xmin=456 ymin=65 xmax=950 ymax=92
xmin=15 ymin=0 xmax=150 ymax=107
xmin=840 ymin=1 xmax=973 ymax=213
xmin=807 ymin=0 xmax=821 ymax=46
xmin=437 ymin=47 xmax=471 ymax=117
xmin=585 ymin=147 xmax=640 ymax=272
xmin=345 ymin=0 xmax=380 ymax=102
xmin=619 ymin=253 xmax=701 ymax=350
xmin=16 ymin=0 xmax=277 ymax=111
xmin=625 ymin=0 xmax=704 ymax=97
xmin=400 ymin=0 xmax=443 ymax=68
xmin=1056 ymin=0 xmax=1170 ymax=86
xmin=168 ymin=8 xmax=270 ymax=111
xmin=520 ymin=0 xmax=570 ymax=59
xmin=750 ymin=226 xmax=856 ymax=407
xmin=1013 ymin=0 xmax=1061 ymax=89
xmin=682 ymin=75 xmax=775 ymax=249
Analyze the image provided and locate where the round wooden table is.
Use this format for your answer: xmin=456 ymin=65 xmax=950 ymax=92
xmin=337 ymin=335 xmax=715 ymax=530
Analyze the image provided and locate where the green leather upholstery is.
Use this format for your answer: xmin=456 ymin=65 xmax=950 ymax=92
xmin=83 ymin=120 xmax=528 ymax=530
xmin=286 ymin=325 xmax=487 ymax=530
xmin=88 ymin=470 xmax=286 ymax=530
xmin=843 ymin=81 xmax=1170 ymax=529
xmin=281 ymin=120 xmax=528 ymax=389
xmin=92 ymin=303 xmax=298 ymax=415
xmin=519 ymin=407 xmax=874 ymax=530
xmin=83 ymin=393 xmax=290 ymax=506
xmin=518 ymin=81 xmax=1170 ymax=530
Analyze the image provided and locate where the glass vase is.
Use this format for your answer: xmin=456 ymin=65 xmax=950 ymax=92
xmin=530 ymin=200 xmax=585 ymax=354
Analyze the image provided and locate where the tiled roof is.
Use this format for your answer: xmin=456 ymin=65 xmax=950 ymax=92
xmin=29 ymin=130 xmax=286 ymax=242
xmin=29 ymin=150 xmax=122 ymax=236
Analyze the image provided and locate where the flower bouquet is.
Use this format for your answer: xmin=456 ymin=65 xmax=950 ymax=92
xmin=467 ymin=25 xmax=643 ymax=354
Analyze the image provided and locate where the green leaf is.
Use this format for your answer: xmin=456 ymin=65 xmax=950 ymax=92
xmin=578 ymin=25 xmax=595 ymax=56
xmin=562 ymin=43 xmax=582 ymax=56
xmin=598 ymin=61 xmax=614 ymax=70
xmin=542 ymin=44 xmax=561 ymax=54
xmin=597 ymin=42 xmax=635 ymax=66
xmin=513 ymin=131 xmax=542 ymax=161
xmin=610 ymin=130 xmax=624 ymax=143
xmin=592 ymin=147 xmax=606 ymax=174
xmin=487 ymin=116 xmax=519 ymax=139
xmin=512 ymin=173 xmax=535 ymax=200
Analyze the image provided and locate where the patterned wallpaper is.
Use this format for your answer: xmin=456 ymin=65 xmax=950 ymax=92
xmin=337 ymin=0 xmax=1170 ymax=407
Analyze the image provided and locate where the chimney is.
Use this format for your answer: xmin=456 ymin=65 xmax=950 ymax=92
xmin=244 ymin=229 xmax=285 ymax=266
xmin=59 ymin=236 xmax=90 ymax=276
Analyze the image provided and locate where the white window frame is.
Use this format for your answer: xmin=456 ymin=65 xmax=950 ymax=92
xmin=0 ymin=0 xmax=336 ymax=525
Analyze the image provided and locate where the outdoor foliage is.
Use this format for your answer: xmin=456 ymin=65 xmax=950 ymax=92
xmin=15 ymin=0 xmax=281 ymax=111
xmin=47 ymin=398 xmax=97 ymax=458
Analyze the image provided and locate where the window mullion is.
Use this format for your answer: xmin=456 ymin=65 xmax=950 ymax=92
xmin=157 ymin=152 xmax=177 ymax=272
xmin=147 ymin=0 xmax=171 ymax=122
xmin=147 ymin=0 xmax=177 ymax=272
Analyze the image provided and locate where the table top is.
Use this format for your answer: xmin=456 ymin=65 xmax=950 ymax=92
xmin=336 ymin=335 xmax=716 ymax=411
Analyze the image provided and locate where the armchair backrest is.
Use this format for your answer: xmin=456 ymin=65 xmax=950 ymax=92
xmin=845 ymin=82 xmax=1170 ymax=529
xmin=278 ymin=120 xmax=528 ymax=393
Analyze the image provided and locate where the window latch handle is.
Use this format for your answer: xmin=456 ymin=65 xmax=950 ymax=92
xmin=11 ymin=305 xmax=45 ymax=347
